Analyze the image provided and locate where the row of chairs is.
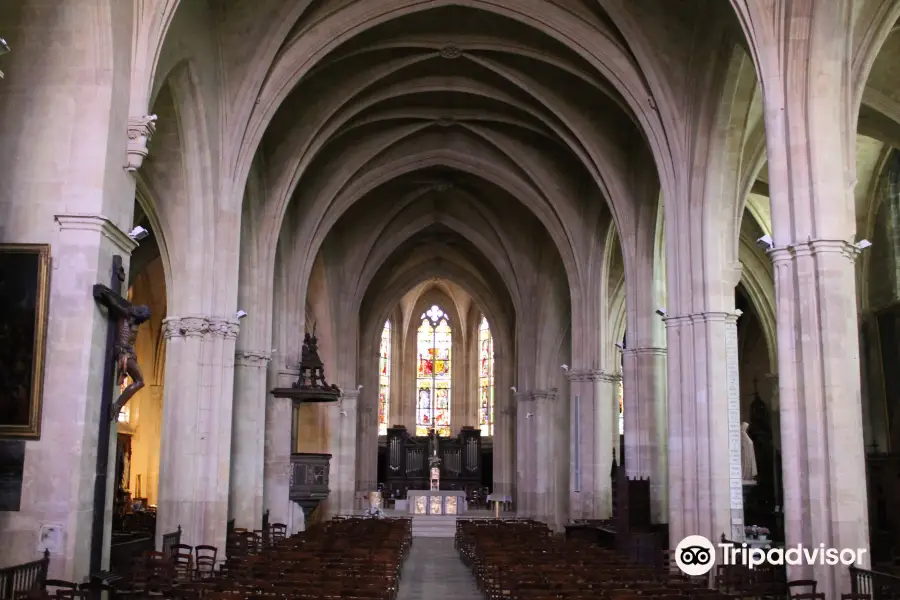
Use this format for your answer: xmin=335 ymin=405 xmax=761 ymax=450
xmin=457 ymin=519 xmax=731 ymax=600
xmin=226 ymin=524 xmax=287 ymax=560
xmin=206 ymin=517 xmax=411 ymax=600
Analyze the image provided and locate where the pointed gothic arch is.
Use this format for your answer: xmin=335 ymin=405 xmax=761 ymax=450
xmin=478 ymin=315 xmax=495 ymax=436
xmin=416 ymin=305 xmax=453 ymax=436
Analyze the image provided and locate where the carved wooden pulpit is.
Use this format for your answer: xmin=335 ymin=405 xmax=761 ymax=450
xmin=272 ymin=331 xmax=341 ymax=520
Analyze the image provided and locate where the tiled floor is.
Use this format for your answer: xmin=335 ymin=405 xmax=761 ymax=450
xmin=397 ymin=538 xmax=482 ymax=600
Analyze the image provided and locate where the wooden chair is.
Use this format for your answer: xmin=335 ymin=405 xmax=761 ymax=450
xmin=169 ymin=543 xmax=194 ymax=581
xmin=268 ymin=524 xmax=287 ymax=545
xmin=194 ymin=545 xmax=217 ymax=580
xmin=791 ymin=594 xmax=825 ymax=600
xmin=787 ymin=579 xmax=818 ymax=597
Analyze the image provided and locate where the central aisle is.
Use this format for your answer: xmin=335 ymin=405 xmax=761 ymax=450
xmin=397 ymin=538 xmax=482 ymax=600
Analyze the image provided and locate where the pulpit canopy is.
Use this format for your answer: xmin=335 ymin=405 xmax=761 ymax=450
xmin=271 ymin=332 xmax=341 ymax=403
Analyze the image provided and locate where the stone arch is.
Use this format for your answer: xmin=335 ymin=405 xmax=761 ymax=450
xmin=724 ymin=52 xmax=768 ymax=262
xmin=146 ymin=61 xmax=217 ymax=315
xmin=738 ymin=231 xmax=777 ymax=373
xmin=351 ymin=196 xmax=523 ymax=316
xmin=851 ymin=5 xmax=900 ymax=126
xmin=129 ymin=0 xmax=183 ymax=115
xmin=599 ymin=225 xmax=625 ymax=373
xmin=859 ymin=147 xmax=899 ymax=311
xmin=134 ymin=176 xmax=175 ymax=298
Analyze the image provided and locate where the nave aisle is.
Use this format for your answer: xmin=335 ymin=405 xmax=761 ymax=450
xmin=396 ymin=538 xmax=482 ymax=600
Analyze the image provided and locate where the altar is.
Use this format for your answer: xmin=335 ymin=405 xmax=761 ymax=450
xmin=407 ymin=490 xmax=467 ymax=515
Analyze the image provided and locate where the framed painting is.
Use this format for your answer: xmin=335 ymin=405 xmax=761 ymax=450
xmin=0 ymin=244 xmax=50 ymax=439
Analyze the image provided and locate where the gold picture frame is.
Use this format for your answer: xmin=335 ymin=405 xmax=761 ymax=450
xmin=0 ymin=244 xmax=50 ymax=439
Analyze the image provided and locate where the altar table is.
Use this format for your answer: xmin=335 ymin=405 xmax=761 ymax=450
xmin=407 ymin=490 xmax=467 ymax=515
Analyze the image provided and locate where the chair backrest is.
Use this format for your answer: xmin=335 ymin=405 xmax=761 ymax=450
xmin=787 ymin=580 xmax=818 ymax=595
xmin=194 ymin=544 xmax=218 ymax=578
xmin=269 ymin=524 xmax=287 ymax=543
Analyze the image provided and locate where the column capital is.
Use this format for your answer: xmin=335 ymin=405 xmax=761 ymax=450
xmin=663 ymin=311 xmax=740 ymax=327
xmin=162 ymin=315 xmax=241 ymax=340
xmin=622 ymin=346 xmax=667 ymax=358
xmin=235 ymin=349 xmax=271 ymax=368
xmin=340 ymin=390 xmax=360 ymax=402
xmin=515 ymin=388 xmax=559 ymax=401
xmin=532 ymin=388 xmax=558 ymax=402
xmin=767 ymin=239 xmax=860 ymax=264
xmin=566 ymin=369 xmax=620 ymax=383
xmin=514 ymin=391 xmax=534 ymax=403
xmin=209 ymin=317 xmax=241 ymax=339
xmin=54 ymin=213 xmax=138 ymax=255
xmin=725 ymin=261 xmax=743 ymax=288
xmin=125 ymin=114 xmax=157 ymax=171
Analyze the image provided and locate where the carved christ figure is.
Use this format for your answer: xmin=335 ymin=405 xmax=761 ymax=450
xmin=93 ymin=284 xmax=151 ymax=420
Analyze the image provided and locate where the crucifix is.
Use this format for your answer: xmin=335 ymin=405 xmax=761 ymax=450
xmin=88 ymin=255 xmax=150 ymax=574
xmin=92 ymin=282 xmax=150 ymax=420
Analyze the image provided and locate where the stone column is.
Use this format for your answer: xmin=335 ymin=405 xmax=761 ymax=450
xmin=144 ymin=385 xmax=164 ymax=505
xmin=228 ymin=350 xmax=271 ymax=529
xmin=157 ymin=316 xmax=240 ymax=551
xmin=532 ymin=389 xmax=561 ymax=527
xmin=322 ymin=390 xmax=359 ymax=517
xmin=264 ymin=368 xmax=297 ymax=532
xmin=665 ymin=312 xmax=743 ymax=546
xmin=494 ymin=390 xmax=516 ymax=500
xmin=622 ymin=347 xmax=667 ymax=523
xmin=515 ymin=391 xmax=536 ymax=516
xmin=566 ymin=370 xmax=616 ymax=520
xmin=763 ymin=374 xmax=781 ymax=449
xmin=356 ymin=403 xmax=377 ymax=493
xmin=769 ymin=242 xmax=870 ymax=590
xmin=0 ymin=217 xmax=137 ymax=578
xmin=762 ymin=373 xmax=783 ymax=511
xmin=0 ymin=4 xmax=136 ymax=577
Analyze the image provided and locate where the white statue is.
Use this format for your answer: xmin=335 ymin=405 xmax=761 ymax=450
xmin=741 ymin=422 xmax=758 ymax=482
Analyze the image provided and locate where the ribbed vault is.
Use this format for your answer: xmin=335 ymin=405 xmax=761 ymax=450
xmin=263 ymin=4 xmax=639 ymax=272
xmin=247 ymin=4 xmax=652 ymax=378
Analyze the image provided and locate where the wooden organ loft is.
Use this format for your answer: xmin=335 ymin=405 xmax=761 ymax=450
xmin=380 ymin=426 xmax=482 ymax=498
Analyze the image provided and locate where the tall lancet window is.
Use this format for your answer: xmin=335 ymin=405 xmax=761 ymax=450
xmin=416 ymin=305 xmax=452 ymax=436
xmin=378 ymin=320 xmax=391 ymax=435
xmin=618 ymin=380 xmax=624 ymax=435
xmin=619 ymin=333 xmax=625 ymax=435
xmin=478 ymin=316 xmax=494 ymax=436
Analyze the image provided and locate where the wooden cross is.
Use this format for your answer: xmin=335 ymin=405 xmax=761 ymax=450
xmin=88 ymin=255 xmax=126 ymax=575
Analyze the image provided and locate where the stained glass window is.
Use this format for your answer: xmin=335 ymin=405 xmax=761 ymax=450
xmin=478 ymin=316 xmax=494 ymax=436
xmin=118 ymin=377 xmax=131 ymax=423
xmin=378 ymin=320 xmax=391 ymax=435
xmin=618 ymin=379 xmax=624 ymax=435
xmin=416 ymin=305 xmax=452 ymax=436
